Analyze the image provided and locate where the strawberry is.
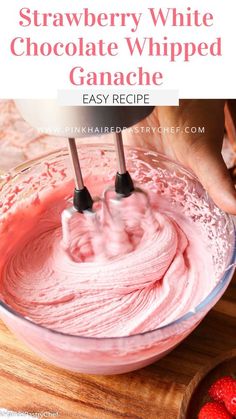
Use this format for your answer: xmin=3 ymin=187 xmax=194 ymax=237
xmin=224 ymin=389 xmax=236 ymax=416
xmin=198 ymin=401 xmax=233 ymax=419
xmin=208 ymin=376 xmax=236 ymax=403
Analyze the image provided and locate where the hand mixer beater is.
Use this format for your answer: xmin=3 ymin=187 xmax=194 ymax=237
xmin=67 ymin=132 xmax=135 ymax=213
xmin=15 ymin=101 xmax=155 ymax=259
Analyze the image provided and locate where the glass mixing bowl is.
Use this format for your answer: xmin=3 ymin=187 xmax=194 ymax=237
xmin=0 ymin=145 xmax=235 ymax=375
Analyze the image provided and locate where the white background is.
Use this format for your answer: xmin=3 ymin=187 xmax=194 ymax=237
xmin=0 ymin=0 xmax=235 ymax=100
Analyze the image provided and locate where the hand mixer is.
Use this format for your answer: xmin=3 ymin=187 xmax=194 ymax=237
xmin=15 ymin=101 xmax=154 ymax=213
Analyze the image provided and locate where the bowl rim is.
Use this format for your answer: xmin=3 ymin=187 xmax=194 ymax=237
xmin=0 ymin=145 xmax=235 ymax=341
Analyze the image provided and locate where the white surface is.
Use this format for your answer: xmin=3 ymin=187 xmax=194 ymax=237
xmin=58 ymin=89 xmax=179 ymax=106
xmin=0 ymin=0 xmax=235 ymax=99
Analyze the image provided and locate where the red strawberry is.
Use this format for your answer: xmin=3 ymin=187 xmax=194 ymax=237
xmin=224 ymin=389 xmax=236 ymax=416
xmin=198 ymin=401 xmax=232 ymax=419
xmin=208 ymin=376 xmax=236 ymax=403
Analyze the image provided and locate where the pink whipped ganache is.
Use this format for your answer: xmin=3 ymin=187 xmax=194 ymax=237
xmin=0 ymin=149 xmax=231 ymax=338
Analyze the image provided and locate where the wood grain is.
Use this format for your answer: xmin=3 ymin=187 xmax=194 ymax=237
xmin=0 ymin=276 xmax=235 ymax=419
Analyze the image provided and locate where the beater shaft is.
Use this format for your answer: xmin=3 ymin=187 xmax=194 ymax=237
xmin=68 ymin=137 xmax=84 ymax=190
xmin=114 ymin=132 xmax=134 ymax=197
xmin=67 ymin=138 xmax=93 ymax=212
xmin=114 ymin=132 xmax=127 ymax=175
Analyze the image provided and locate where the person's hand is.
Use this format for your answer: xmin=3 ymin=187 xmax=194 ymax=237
xmin=123 ymin=99 xmax=236 ymax=214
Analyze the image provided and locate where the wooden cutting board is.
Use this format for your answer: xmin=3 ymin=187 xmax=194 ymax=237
xmin=0 ymin=274 xmax=235 ymax=419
